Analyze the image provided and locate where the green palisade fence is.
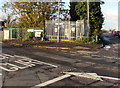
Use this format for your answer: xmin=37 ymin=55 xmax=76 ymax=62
xmin=4 ymin=28 xmax=28 ymax=40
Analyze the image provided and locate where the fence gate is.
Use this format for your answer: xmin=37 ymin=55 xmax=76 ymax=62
xmin=45 ymin=20 xmax=88 ymax=40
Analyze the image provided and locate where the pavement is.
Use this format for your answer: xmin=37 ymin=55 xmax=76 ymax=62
xmin=0 ymin=35 xmax=120 ymax=87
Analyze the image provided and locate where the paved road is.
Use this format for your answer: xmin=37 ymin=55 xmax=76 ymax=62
xmin=1 ymin=42 xmax=120 ymax=87
xmin=103 ymin=33 xmax=120 ymax=44
xmin=98 ymin=34 xmax=120 ymax=59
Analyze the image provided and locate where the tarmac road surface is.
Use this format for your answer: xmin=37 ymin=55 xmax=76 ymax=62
xmin=1 ymin=43 xmax=120 ymax=87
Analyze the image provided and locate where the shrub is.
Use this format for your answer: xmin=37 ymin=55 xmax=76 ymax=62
xmin=75 ymin=36 xmax=100 ymax=44
xmin=26 ymin=32 xmax=34 ymax=40
xmin=82 ymin=36 xmax=91 ymax=43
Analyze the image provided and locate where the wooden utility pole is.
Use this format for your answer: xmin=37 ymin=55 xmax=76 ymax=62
xmin=57 ymin=1 xmax=60 ymax=43
xmin=87 ymin=0 xmax=90 ymax=37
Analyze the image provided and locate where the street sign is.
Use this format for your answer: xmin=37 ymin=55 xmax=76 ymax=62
xmin=35 ymin=31 xmax=41 ymax=37
xmin=34 ymin=30 xmax=43 ymax=32
xmin=27 ymin=29 xmax=34 ymax=32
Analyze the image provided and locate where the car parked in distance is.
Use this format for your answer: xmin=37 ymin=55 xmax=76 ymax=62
xmin=118 ymin=33 xmax=120 ymax=39
xmin=110 ymin=31 xmax=120 ymax=36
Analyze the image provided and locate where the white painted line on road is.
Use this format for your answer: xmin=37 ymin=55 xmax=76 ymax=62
xmin=102 ymin=56 xmax=120 ymax=59
xmin=0 ymin=63 xmax=18 ymax=71
xmin=99 ymin=76 xmax=120 ymax=81
xmin=2 ymin=53 xmax=14 ymax=58
xmin=14 ymin=55 xmax=30 ymax=59
xmin=0 ymin=55 xmax=6 ymax=60
xmin=63 ymin=72 xmax=103 ymax=81
xmin=32 ymin=72 xmax=120 ymax=88
xmin=32 ymin=74 xmax=71 ymax=88
xmin=0 ymin=55 xmax=58 ymax=72
xmin=92 ymin=55 xmax=120 ymax=59
xmin=14 ymin=56 xmax=58 ymax=68
xmin=77 ymin=51 xmax=98 ymax=54
xmin=64 ymin=72 xmax=120 ymax=81
xmin=37 ymin=61 xmax=58 ymax=68
xmin=32 ymin=59 xmax=58 ymax=68
xmin=15 ymin=60 xmax=35 ymax=67
xmin=14 ymin=58 xmax=36 ymax=67
xmin=5 ymin=62 xmax=30 ymax=69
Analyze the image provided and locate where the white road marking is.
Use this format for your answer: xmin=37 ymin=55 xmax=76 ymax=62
xmin=2 ymin=53 xmax=14 ymax=58
xmin=0 ymin=63 xmax=18 ymax=71
xmin=104 ymin=45 xmax=111 ymax=49
xmin=5 ymin=62 xmax=30 ymax=69
xmin=14 ymin=55 xmax=30 ymax=59
xmin=15 ymin=61 xmax=35 ymax=67
xmin=15 ymin=58 xmax=58 ymax=68
xmin=15 ymin=55 xmax=58 ymax=67
xmin=32 ymin=74 xmax=71 ymax=88
xmin=37 ymin=61 xmax=58 ymax=68
xmin=0 ymin=55 xmax=6 ymax=60
xmin=99 ymin=76 xmax=120 ymax=81
xmin=64 ymin=72 xmax=120 ymax=81
xmin=77 ymin=51 xmax=98 ymax=54
xmin=92 ymin=55 xmax=120 ymax=59
xmin=0 ymin=73 xmax=2 ymax=75
xmin=0 ymin=53 xmax=15 ymax=60
xmin=0 ymin=54 xmax=58 ymax=71
xmin=32 ymin=71 xmax=120 ymax=88
xmin=63 ymin=72 xmax=103 ymax=81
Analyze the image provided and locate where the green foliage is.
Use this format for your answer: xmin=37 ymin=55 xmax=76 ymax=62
xmin=2 ymin=2 xmax=17 ymax=28
xmin=70 ymin=2 xmax=80 ymax=21
xmin=3 ymin=2 xmax=68 ymax=29
xmin=75 ymin=37 xmax=90 ymax=44
xmin=90 ymin=38 xmax=100 ymax=44
xmin=70 ymin=0 xmax=104 ymax=36
xmin=26 ymin=32 xmax=34 ymax=40
xmin=93 ymin=29 xmax=100 ymax=36
xmin=17 ymin=28 xmax=28 ymax=41
xmin=101 ymin=29 xmax=108 ymax=33
xmin=75 ymin=36 xmax=100 ymax=44
xmin=75 ymin=2 xmax=87 ymax=20
xmin=82 ymin=36 xmax=90 ymax=43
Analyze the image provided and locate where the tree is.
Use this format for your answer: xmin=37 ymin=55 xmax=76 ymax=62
xmin=70 ymin=0 xmax=104 ymax=37
xmin=3 ymin=1 xmax=69 ymax=40
xmin=3 ymin=2 xmax=68 ymax=28
xmin=2 ymin=2 xmax=17 ymax=28
xmin=10 ymin=2 xmax=53 ymax=28
xmin=69 ymin=2 xmax=79 ymax=21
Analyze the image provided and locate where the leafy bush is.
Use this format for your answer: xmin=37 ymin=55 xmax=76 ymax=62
xmin=75 ymin=36 xmax=100 ymax=44
xmin=75 ymin=39 xmax=82 ymax=43
xmin=26 ymin=32 xmax=34 ymax=40
xmin=75 ymin=37 xmax=91 ymax=44
xmin=90 ymin=39 xmax=99 ymax=44
xmin=82 ymin=37 xmax=91 ymax=43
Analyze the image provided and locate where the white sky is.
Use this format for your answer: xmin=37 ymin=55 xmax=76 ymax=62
xmin=101 ymin=1 xmax=118 ymax=30
xmin=0 ymin=0 xmax=119 ymax=30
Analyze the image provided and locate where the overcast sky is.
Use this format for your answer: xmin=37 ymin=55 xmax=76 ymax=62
xmin=101 ymin=0 xmax=118 ymax=30
xmin=0 ymin=0 xmax=119 ymax=30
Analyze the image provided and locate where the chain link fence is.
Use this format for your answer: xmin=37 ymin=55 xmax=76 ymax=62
xmin=45 ymin=20 xmax=89 ymax=40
